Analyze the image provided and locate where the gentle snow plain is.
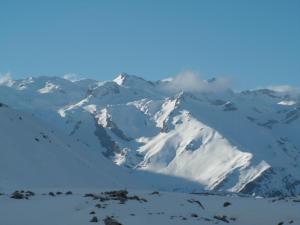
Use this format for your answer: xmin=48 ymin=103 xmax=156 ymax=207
xmin=0 ymin=190 xmax=299 ymax=225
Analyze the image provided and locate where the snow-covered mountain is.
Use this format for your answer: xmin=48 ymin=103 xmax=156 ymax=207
xmin=1 ymin=73 xmax=299 ymax=196
xmin=0 ymin=102 xmax=142 ymax=190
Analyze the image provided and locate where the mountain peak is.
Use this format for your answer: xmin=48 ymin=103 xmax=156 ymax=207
xmin=113 ymin=72 xmax=130 ymax=85
xmin=113 ymin=73 xmax=154 ymax=87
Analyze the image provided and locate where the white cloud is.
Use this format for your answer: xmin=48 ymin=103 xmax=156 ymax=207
xmin=0 ymin=73 xmax=14 ymax=87
xmin=267 ymin=85 xmax=300 ymax=97
xmin=63 ymin=73 xmax=83 ymax=82
xmin=160 ymin=71 xmax=232 ymax=94
xmin=267 ymin=85 xmax=298 ymax=93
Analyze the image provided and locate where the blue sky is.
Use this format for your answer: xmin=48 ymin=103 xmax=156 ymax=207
xmin=0 ymin=0 xmax=299 ymax=89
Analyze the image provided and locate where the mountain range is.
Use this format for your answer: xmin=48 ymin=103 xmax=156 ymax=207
xmin=1 ymin=73 xmax=299 ymax=197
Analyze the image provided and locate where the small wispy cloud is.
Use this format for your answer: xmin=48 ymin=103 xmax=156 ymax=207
xmin=63 ymin=73 xmax=83 ymax=82
xmin=266 ymin=85 xmax=300 ymax=97
xmin=160 ymin=71 xmax=232 ymax=94
xmin=267 ymin=85 xmax=298 ymax=93
xmin=0 ymin=73 xmax=14 ymax=87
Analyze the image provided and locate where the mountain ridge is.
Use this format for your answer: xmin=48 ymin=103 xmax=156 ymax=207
xmin=1 ymin=73 xmax=299 ymax=196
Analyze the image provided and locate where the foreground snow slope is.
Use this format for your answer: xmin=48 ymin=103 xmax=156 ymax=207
xmin=0 ymin=189 xmax=299 ymax=225
xmin=0 ymin=102 xmax=136 ymax=189
xmin=0 ymin=102 xmax=203 ymax=192
xmin=1 ymin=74 xmax=300 ymax=196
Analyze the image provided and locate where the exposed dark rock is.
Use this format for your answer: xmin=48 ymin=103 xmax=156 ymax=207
xmin=186 ymin=139 xmax=203 ymax=151
xmin=214 ymin=215 xmax=229 ymax=223
xmin=106 ymin=118 xmax=133 ymax=142
xmin=10 ymin=190 xmax=34 ymax=199
xmin=48 ymin=192 xmax=55 ymax=197
xmin=127 ymin=195 xmax=147 ymax=202
xmin=84 ymin=190 xmax=147 ymax=204
xmin=223 ymin=201 xmax=231 ymax=207
xmin=257 ymin=119 xmax=279 ymax=129
xmin=0 ymin=102 xmax=8 ymax=107
xmin=95 ymin=203 xmax=102 ymax=208
xmin=84 ymin=193 xmax=95 ymax=198
xmin=90 ymin=216 xmax=98 ymax=223
xmin=65 ymin=191 xmax=72 ymax=195
xmin=104 ymin=190 xmax=129 ymax=204
xmin=247 ymin=116 xmax=256 ymax=122
xmin=222 ymin=101 xmax=238 ymax=111
xmin=69 ymin=120 xmax=82 ymax=136
xmin=187 ymin=199 xmax=205 ymax=210
xmin=103 ymin=216 xmax=122 ymax=225
xmin=25 ymin=191 xmax=35 ymax=197
xmin=11 ymin=191 xmax=24 ymax=199
xmin=93 ymin=119 xmax=121 ymax=157
xmin=104 ymin=190 xmax=128 ymax=199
